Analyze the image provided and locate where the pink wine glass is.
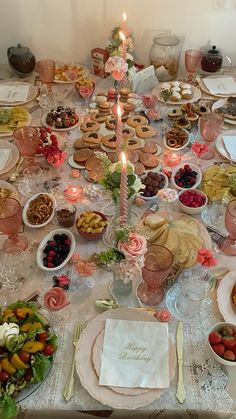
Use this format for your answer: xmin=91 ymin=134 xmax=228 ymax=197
xmin=199 ymin=113 xmax=224 ymax=159
xmin=185 ymin=49 xmax=203 ymax=84
xmin=137 ymin=244 xmax=173 ymax=306
xmin=76 ymin=82 xmax=95 ymax=111
xmin=0 ymin=198 xmax=28 ymax=250
xmin=13 ymin=127 xmax=41 ymax=157
xmin=219 ymin=199 xmax=236 ymax=255
xmin=37 ymin=59 xmax=55 ymax=85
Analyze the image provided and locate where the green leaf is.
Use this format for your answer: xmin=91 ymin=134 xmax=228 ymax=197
xmin=47 ymin=333 xmax=58 ymax=349
xmin=128 ymin=187 xmax=136 ymax=198
xmin=7 ymin=301 xmax=36 ymax=311
xmin=32 ymin=353 xmax=52 ymax=383
xmin=111 ymin=171 xmax=121 ymax=184
xmin=126 ymin=59 xmax=134 ymax=68
xmin=127 ymin=174 xmax=136 ymax=186
xmin=0 ymin=393 xmax=18 ymax=419
xmin=6 ymin=334 xmax=26 ymax=353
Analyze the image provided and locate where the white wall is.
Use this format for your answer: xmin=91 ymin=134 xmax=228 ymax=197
xmin=0 ymin=0 xmax=235 ymax=73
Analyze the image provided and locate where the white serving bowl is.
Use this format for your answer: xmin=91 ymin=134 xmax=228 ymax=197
xmin=23 ymin=193 xmax=57 ymax=228
xmin=207 ymin=322 xmax=236 ymax=367
xmin=178 ymin=189 xmax=208 ymax=215
xmin=171 ymin=162 xmax=202 ymax=191
xmin=139 ymin=171 xmax=169 ymax=201
xmin=164 ymin=128 xmax=190 ymax=151
xmin=36 ymin=228 xmax=75 ymax=272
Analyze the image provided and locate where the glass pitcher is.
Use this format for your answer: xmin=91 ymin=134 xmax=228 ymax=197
xmin=149 ymin=34 xmax=181 ymax=81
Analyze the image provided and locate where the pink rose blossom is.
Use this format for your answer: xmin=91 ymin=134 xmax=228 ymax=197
xmin=118 ymin=232 xmax=147 ymax=260
xmin=74 ymin=260 xmax=97 ymax=277
xmin=154 ymin=309 xmax=172 ymax=322
xmin=57 ymin=274 xmax=70 ymax=286
xmin=105 ymin=56 xmax=128 ymax=81
xmin=197 ymin=248 xmax=218 ymax=267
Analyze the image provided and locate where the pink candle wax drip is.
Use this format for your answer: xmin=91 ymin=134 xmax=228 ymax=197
xmin=116 ymin=104 xmax=123 ymax=157
xmin=120 ymin=152 xmax=128 ymax=223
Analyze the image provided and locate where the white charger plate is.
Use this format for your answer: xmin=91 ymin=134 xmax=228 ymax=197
xmin=0 ymin=108 xmax=31 ymax=138
xmin=0 ymin=142 xmax=19 ymax=175
xmin=42 ymin=114 xmax=80 ymax=132
xmin=215 ymin=136 xmax=236 ymax=162
xmin=217 ymin=270 xmax=236 ymax=324
xmin=0 ymin=81 xmax=38 ymax=106
xmin=199 ymin=75 xmax=236 ymax=98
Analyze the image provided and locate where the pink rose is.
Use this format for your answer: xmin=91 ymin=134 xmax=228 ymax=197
xmin=105 ymin=56 xmax=128 ymax=81
xmin=154 ymin=309 xmax=172 ymax=323
xmin=112 ymin=69 xmax=125 ymax=81
xmin=57 ymin=275 xmax=70 ymax=286
xmin=118 ymin=232 xmax=147 ymax=259
xmin=74 ymin=260 xmax=96 ymax=277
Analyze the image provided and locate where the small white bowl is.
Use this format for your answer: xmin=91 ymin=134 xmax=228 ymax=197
xmin=0 ymin=180 xmax=18 ymax=199
xmin=207 ymin=322 xmax=236 ymax=367
xmin=23 ymin=193 xmax=57 ymax=228
xmin=164 ymin=128 xmax=190 ymax=151
xmin=36 ymin=228 xmax=75 ymax=272
xmin=139 ymin=171 xmax=169 ymax=201
xmin=178 ymin=189 xmax=208 ymax=215
xmin=171 ymin=162 xmax=202 ymax=191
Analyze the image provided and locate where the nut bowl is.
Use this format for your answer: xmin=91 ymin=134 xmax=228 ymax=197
xmin=207 ymin=322 xmax=236 ymax=366
xmin=36 ymin=228 xmax=75 ymax=272
xmin=178 ymin=189 xmax=208 ymax=215
xmin=76 ymin=211 xmax=108 ymax=241
xmin=171 ymin=162 xmax=202 ymax=191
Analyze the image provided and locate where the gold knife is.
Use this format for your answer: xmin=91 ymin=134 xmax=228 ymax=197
xmin=176 ymin=321 xmax=186 ymax=403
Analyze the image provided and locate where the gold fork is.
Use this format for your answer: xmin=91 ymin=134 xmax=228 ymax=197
xmin=63 ymin=322 xmax=85 ymax=401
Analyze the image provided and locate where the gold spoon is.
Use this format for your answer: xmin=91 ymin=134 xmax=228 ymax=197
xmin=9 ymin=156 xmax=24 ymax=182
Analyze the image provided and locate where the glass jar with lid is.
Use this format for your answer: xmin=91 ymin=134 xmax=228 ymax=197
xmin=149 ymin=34 xmax=181 ymax=81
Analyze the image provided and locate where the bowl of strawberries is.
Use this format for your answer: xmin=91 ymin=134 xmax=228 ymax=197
xmin=208 ymin=322 xmax=236 ymax=366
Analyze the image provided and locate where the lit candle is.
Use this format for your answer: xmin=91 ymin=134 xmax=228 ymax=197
xmin=120 ymin=152 xmax=128 ymax=223
xmin=119 ymin=30 xmax=127 ymax=88
xmin=164 ymin=150 xmax=182 ymax=167
xmin=64 ymin=185 xmax=84 ymax=203
xmin=116 ymin=104 xmax=123 ymax=158
xmin=122 ymin=12 xmax=127 ymax=34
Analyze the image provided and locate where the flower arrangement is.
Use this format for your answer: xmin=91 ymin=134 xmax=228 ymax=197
xmin=106 ymin=26 xmax=136 ymax=79
xmin=95 ymin=152 xmax=143 ymax=201
xmin=105 ymin=56 xmax=128 ymax=81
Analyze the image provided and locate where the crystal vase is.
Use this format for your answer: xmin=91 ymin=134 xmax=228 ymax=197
xmin=112 ymin=263 xmax=132 ymax=296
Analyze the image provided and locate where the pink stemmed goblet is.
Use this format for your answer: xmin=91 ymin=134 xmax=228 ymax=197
xmin=75 ymin=81 xmax=95 ymax=111
xmin=185 ymin=49 xmax=203 ymax=85
xmin=37 ymin=59 xmax=55 ymax=86
xmin=219 ymin=199 xmax=236 ymax=255
xmin=0 ymin=198 xmax=28 ymax=250
xmin=199 ymin=113 xmax=224 ymax=159
xmin=13 ymin=127 xmax=41 ymax=157
xmin=137 ymin=244 xmax=174 ymax=306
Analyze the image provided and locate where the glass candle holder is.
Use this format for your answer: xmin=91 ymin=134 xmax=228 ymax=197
xmin=63 ymin=185 xmax=84 ymax=203
xmin=164 ymin=150 xmax=182 ymax=167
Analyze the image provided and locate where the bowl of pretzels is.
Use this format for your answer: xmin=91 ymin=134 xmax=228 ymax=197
xmin=163 ymin=127 xmax=190 ymax=151
xmin=23 ymin=193 xmax=56 ymax=228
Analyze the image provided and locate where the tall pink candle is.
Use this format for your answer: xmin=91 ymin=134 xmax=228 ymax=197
xmin=116 ymin=104 xmax=123 ymax=158
xmin=122 ymin=12 xmax=128 ymax=35
xmin=119 ymin=31 xmax=127 ymax=88
xmin=120 ymin=151 xmax=128 ymax=223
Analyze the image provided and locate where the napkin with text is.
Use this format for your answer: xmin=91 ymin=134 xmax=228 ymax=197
xmin=222 ymin=135 xmax=236 ymax=160
xmin=0 ymin=85 xmax=29 ymax=102
xmin=99 ymin=319 xmax=169 ymax=388
xmin=203 ymin=77 xmax=236 ymax=95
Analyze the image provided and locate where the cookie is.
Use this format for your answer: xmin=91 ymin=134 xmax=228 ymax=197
xmin=136 ymin=125 xmax=155 ymax=139
xmin=134 ymin=162 xmax=145 ymax=176
xmin=105 ymin=118 xmax=116 ymax=130
xmin=90 ymin=113 xmax=108 ymax=123
xmin=80 ymin=121 xmax=100 ymax=132
xmin=123 ymin=103 xmax=135 ymax=115
xmin=122 ymin=128 xmax=135 ymax=139
xmin=74 ymin=138 xmax=100 ymax=150
xmin=127 ymin=150 xmax=139 ymax=164
xmin=97 ymin=101 xmax=111 ymax=115
xmin=127 ymin=115 xmax=148 ymax=128
xmin=119 ymin=87 xmax=131 ymax=102
xmin=142 ymin=142 xmax=157 ymax=154
xmin=139 ymin=152 xmax=159 ymax=168
xmin=82 ymin=132 xmax=103 ymax=145
xmin=126 ymin=138 xmax=143 ymax=150
xmin=73 ymin=148 xmax=93 ymax=164
xmin=85 ymin=154 xmax=103 ymax=171
xmin=102 ymin=134 xmax=117 ymax=149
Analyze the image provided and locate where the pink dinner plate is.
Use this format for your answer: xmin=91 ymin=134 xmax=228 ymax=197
xmin=217 ymin=270 xmax=236 ymax=324
xmin=75 ymin=307 xmax=177 ymax=410
xmin=0 ymin=142 xmax=19 ymax=176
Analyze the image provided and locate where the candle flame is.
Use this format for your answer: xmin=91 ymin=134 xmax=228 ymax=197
xmin=119 ymin=31 xmax=126 ymax=42
xmin=122 ymin=12 xmax=127 ymax=22
xmin=117 ymin=104 xmax=122 ymax=118
xmin=121 ymin=151 xmax=127 ymax=166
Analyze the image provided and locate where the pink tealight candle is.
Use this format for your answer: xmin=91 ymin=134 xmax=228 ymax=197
xmin=64 ymin=185 xmax=84 ymax=203
xmin=70 ymin=169 xmax=81 ymax=178
xmin=164 ymin=150 xmax=182 ymax=167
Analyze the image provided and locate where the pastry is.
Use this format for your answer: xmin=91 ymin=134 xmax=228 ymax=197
xmin=165 ymin=128 xmax=188 ymax=149
xmin=102 ymin=134 xmax=117 ymax=149
xmin=80 ymin=121 xmax=100 ymax=132
xmin=171 ymin=81 xmax=181 ymax=88
xmin=73 ymin=148 xmax=93 ymax=164
xmin=196 ymin=105 xmax=210 ymax=116
xmin=136 ymin=125 xmax=156 ymax=139
xmin=169 ymin=92 xmax=181 ymax=102
xmin=142 ymin=142 xmax=157 ymax=154
xmin=126 ymin=138 xmax=143 ymax=150
xmin=181 ymin=83 xmax=192 ymax=90
xmin=119 ymin=87 xmax=131 ymax=102
xmin=74 ymin=138 xmax=100 ymax=149
xmin=89 ymin=166 xmax=104 ymax=182
xmin=134 ymin=162 xmax=145 ymax=176
xmin=95 ymin=95 xmax=107 ymax=103
xmin=107 ymin=88 xmax=116 ymax=100
xmin=161 ymin=83 xmax=171 ymax=91
xmin=168 ymin=108 xmax=182 ymax=120
xmin=181 ymin=89 xmax=193 ymax=100
xmin=171 ymin=87 xmax=181 ymax=94
xmin=105 ymin=118 xmax=116 ymax=130
xmin=181 ymin=103 xmax=195 ymax=113
xmin=82 ymin=132 xmax=103 ymax=145
xmin=127 ymin=115 xmax=148 ymax=128
xmin=122 ymin=128 xmax=135 ymax=139
xmin=139 ymin=152 xmax=159 ymax=168
xmin=123 ymin=103 xmax=135 ymax=115
xmin=90 ymin=113 xmax=108 ymax=123
xmin=97 ymin=101 xmax=111 ymax=115
xmin=185 ymin=112 xmax=199 ymax=123
xmin=175 ymin=117 xmax=191 ymax=130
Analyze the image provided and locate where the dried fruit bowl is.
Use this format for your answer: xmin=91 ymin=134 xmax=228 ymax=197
xmin=207 ymin=322 xmax=236 ymax=366
xmin=178 ymin=189 xmax=208 ymax=215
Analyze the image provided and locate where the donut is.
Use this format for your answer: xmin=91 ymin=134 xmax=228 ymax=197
xmin=83 ymin=131 xmax=103 ymax=144
xmin=127 ymin=115 xmax=148 ymax=128
xmin=139 ymin=152 xmax=159 ymax=168
xmin=102 ymin=135 xmax=117 ymax=149
xmin=135 ymin=125 xmax=155 ymax=139
xmin=90 ymin=113 xmax=108 ymax=123
xmin=80 ymin=121 xmax=100 ymax=132
xmin=142 ymin=142 xmax=157 ymax=154
xmin=134 ymin=162 xmax=145 ymax=176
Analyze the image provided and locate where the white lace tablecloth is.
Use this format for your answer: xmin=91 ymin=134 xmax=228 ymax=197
xmin=0 ymin=68 xmax=235 ymax=414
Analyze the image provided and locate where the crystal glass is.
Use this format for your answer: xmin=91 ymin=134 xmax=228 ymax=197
xmin=137 ymin=244 xmax=174 ymax=306
xmin=0 ymin=198 xmax=28 ymax=250
xmin=55 ymin=203 xmax=76 ymax=228
xmin=13 ymin=127 xmax=41 ymax=157
xmin=185 ymin=49 xmax=203 ymax=84
xmin=174 ymin=278 xmax=208 ymax=317
xmin=18 ymin=165 xmax=43 ymax=196
xmin=199 ymin=113 xmax=224 ymax=159
xmin=219 ymin=198 xmax=236 ymax=255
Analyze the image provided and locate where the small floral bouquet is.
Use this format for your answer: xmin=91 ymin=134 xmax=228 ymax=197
xmin=106 ymin=26 xmax=136 ymax=79
xmin=95 ymin=152 xmax=143 ymax=201
xmin=105 ymin=56 xmax=128 ymax=81
xmin=38 ymin=127 xmax=67 ymax=168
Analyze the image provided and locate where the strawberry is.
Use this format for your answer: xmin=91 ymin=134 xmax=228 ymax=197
xmin=47 ymin=262 xmax=54 ymax=268
xmin=48 ymin=250 xmax=56 ymax=257
xmin=223 ymin=350 xmax=236 ymax=361
xmin=222 ymin=336 xmax=236 ymax=349
xmin=232 ymin=345 xmax=236 ymax=356
xmin=212 ymin=343 xmax=225 ymax=357
xmin=46 ymin=127 xmax=52 ymax=133
xmin=208 ymin=331 xmax=222 ymax=345
xmin=64 ymin=239 xmax=71 ymax=246
xmin=48 ymin=241 xmax=56 ymax=247
xmin=221 ymin=326 xmax=234 ymax=337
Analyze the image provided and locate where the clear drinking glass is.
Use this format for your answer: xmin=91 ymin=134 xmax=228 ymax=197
xmin=18 ymin=166 xmax=43 ymax=196
xmin=174 ymin=278 xmax=208 ymax=318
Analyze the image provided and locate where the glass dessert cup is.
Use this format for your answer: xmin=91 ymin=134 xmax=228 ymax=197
xmin=185 ymin=49 xmax=203 ymax=85
xmin=0 ymin=198 xmax=28 ymax=250
xmin=137 ymin=244 xmax=174 ymax=306
xmin=199 ymin=113 xmax=224 ymax=159
xmin=219 ymin=199 xmax=236 ymax=255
